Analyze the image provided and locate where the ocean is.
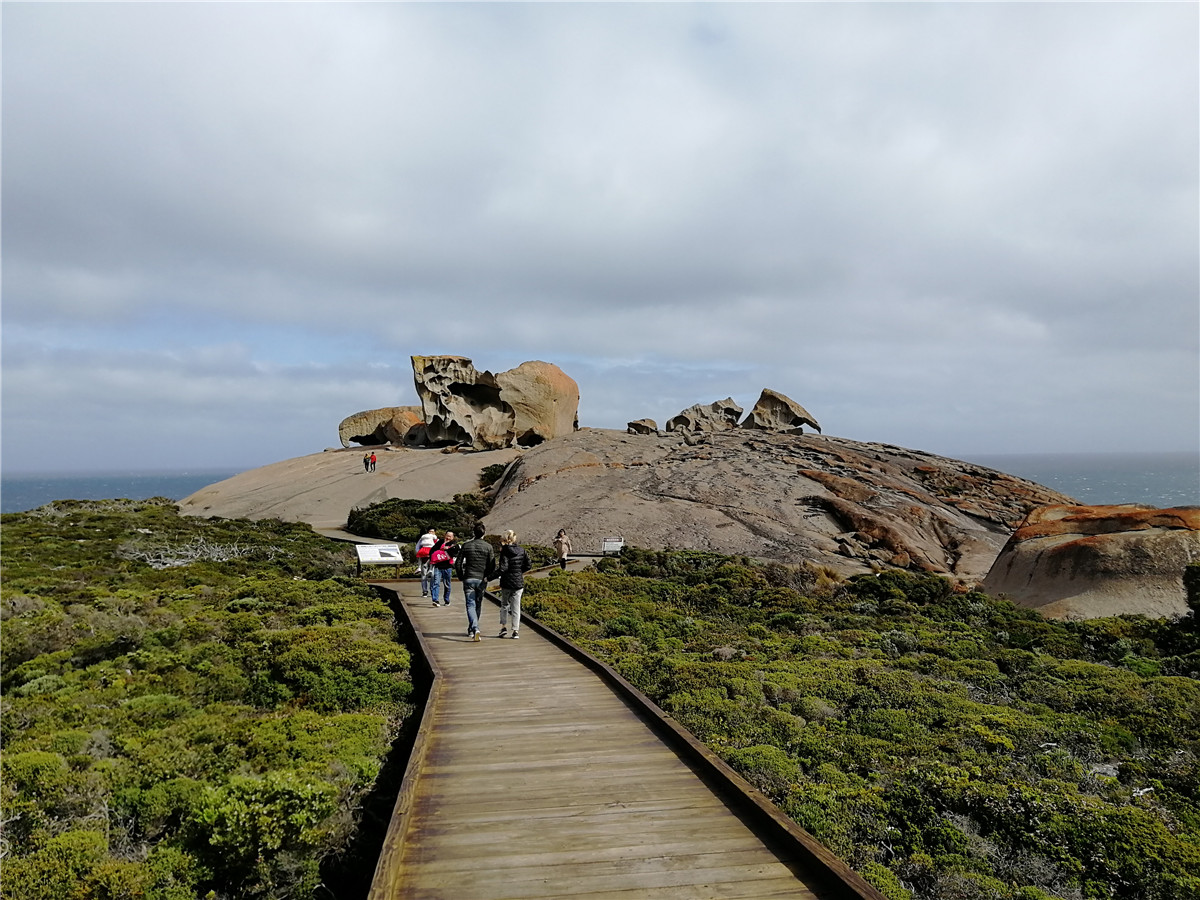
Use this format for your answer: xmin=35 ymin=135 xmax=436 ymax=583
xmin=0 ymin=470 xmax=241 ymax=515
xmin=0 ymin=453 xmax=1196 ymax=516
xmin=963 ymin=451 xmax=1198 ymax=509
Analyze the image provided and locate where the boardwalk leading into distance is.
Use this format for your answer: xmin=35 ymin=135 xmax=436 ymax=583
xmin=369 ymin=574 xmax=882 ymax=900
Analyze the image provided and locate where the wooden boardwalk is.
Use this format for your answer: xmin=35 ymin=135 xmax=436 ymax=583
xmin=369 ymin=574 xmax=882 ymax=900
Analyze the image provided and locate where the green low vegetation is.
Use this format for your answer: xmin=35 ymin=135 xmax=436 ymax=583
xmin=346 ymin=496 xmax=488 ymax=548
xmin=523 ymin=551 xmax=1200 ymax=900
xmin=1 ymin=499 xmax=413 ymax=899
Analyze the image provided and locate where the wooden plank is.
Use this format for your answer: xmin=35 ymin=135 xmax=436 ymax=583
xmin=401 ymin=863 xmax=814 ymax=900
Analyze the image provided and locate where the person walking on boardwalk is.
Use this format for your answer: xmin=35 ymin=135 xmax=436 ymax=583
xmin=427 ymin=531 xmax=458 ymax=607
xmin=497 ymin=530 xmax=532 ymax=639
xmin=553 ymin=528 xmax=572 ymax=571
xmin=455 ymin=523 xmax=496 ymax=642
xmin=415 ymin=527 xmax=437 ymax=597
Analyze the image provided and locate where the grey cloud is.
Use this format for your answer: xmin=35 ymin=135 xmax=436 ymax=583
xmin=2 ymin=2 xmax=1195 ymax=471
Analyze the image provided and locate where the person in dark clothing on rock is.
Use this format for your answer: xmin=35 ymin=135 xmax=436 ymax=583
xmin=455 ymin=523 xmax=496 ymax=642
xmin=497 ymin=530 xmax=532 ymax=639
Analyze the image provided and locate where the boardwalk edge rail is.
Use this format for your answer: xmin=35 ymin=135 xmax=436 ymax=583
xmin=370 ymin=573 xmax=888 ymax=900
xmin=366 ymin=590 xmax=444 ymax=900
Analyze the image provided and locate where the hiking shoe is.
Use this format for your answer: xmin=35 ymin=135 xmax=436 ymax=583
xmin=498 ymin=628 xmax=507 ymax=638
xmin=472 ymin=631 xmax=481 ymax=642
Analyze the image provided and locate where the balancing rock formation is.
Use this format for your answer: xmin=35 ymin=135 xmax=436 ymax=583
xmin=983 ymin=505 xmax=1200 ymax=619
xmin=412 ymin=355 xmax=579 ymax=451
xmin=741 ymin=388 xmax=822 ymax=433
xmin=338 ymin=406 xmax=425 ymax=448
xmin=626 ymin=418 xmax=659 ymax=435
xmin=661 ymin=389 xmax=822 ymax=436
xmin=665 ymin=398 xmax=744 ymax=433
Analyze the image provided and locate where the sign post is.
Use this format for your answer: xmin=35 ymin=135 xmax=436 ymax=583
xmin=355 ymin=543 xmax=404 ymax=578
xmin=601 ymin=537 xmax=625 ymax=556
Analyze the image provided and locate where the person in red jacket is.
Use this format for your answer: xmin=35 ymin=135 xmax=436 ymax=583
xmin=427 ymin=531 xmax=458 ymax=607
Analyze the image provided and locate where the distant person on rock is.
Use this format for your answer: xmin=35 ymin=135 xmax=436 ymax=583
xmin=415 ymin=527 xmax=437 ymax=597
xmin=553 ymin=528 xmax=572 ymax=571
xmin=428 ymin=531 xmax=458 ymax=607
xmin=455 ymin=523 xmax=496 ymax=642
xmin=369 ymin=452 xmax=377 ymax=472
xmin=497 ymin=530 xmax=532 ymax=639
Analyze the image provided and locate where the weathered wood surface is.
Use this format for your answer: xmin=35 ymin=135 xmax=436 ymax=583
xmin=368 ymin=573 xmax=877 ymax=900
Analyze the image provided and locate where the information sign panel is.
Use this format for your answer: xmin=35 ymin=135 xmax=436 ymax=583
xmin=601 ymin=537 xmax=625 ymax=555
xmin=356 ymin=544 xmax=403 ymax=564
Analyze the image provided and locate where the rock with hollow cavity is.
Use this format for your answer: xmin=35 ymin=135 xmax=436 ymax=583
xmin=983 ymin=505 xmax=1200 ymax=619
xmin=411 ymin=355 xmax=579 ymax=450
xmin=339 ymin=407 xmax=424 ymax=448
xmin=741 ymin=389 xmax=821 ymax=433
xmin=627 ymin=419 xmax=659 ymax=435
xmin=665 ymin=398 xmax=743 ymax=433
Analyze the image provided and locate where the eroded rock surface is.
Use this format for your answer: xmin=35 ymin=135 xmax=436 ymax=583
xmin=741 ymin=389 xmax=821 ymax=433
xmin=338 ymin=407 xmax=424 ymax=448
xmin=627 ymin=418 xmax=659 ymax=435
xmin=665 ymin=398 xmax=743 ymax=433
xmin=983 ymin=505 xmax=1200 ymax=619
xmin=484 ymin=429 xmax=1073 ymax=580
xmin=412 ymin=355 xmax=579 ymax=450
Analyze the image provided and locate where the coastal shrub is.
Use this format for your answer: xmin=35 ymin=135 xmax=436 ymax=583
xmin=478 ymin=462 xmax=510 ymax=489
xmin=345 ymin=497 xmax=475 ymax=544
xmin=1184 ymin=563 xmax=1200 ymax=632
xmin=521 ymin=548 xmax=1200 ymax=900
xmin=0 ymin=499 xmax=413 ymax=899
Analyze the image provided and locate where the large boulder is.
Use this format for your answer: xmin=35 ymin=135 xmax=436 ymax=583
xmin=665 ymin=398 xmax=743 ymax=434
xmin=983 ymin=505 xmax=1200 ymax=619
xmin=338 ymin=406 xmax=424 ymax=448
xmin=627 ymin=418 xmax=659 ymax=435
xmin=411 ymin=355 xmax=579 ymax=450
xmin=483 ymin=428 xmax=1075 ymax=580
xmin=741 ymin=388 xmax=821 ymax=433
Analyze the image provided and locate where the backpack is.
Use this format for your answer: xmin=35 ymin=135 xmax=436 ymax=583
xmin=430 ymin=547 xmax=452 ymax=567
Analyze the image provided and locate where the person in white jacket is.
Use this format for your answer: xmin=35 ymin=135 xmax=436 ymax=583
xmin=415 ymin=527 xmax=437 ymax=597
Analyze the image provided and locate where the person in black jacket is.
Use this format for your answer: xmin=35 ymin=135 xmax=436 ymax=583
xmin=497 ymin=529 xmax=532 ymax=639
xmin=455 ymin=523 xmax=496 ymax=641
xmin=427 ymin=531 xmax=458 ymax=607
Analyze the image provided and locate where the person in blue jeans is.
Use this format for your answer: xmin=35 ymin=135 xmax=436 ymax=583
xmin=415 ymin=527 xmax=437 ymax=597
xmin=427 ymin=531 xmax=458 ymax=607
xmin=454 ymin=523 xmax=496 ymax=642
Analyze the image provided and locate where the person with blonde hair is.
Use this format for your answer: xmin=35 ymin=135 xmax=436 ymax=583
xmin=497 ymin=529 xmax=531 ymax=639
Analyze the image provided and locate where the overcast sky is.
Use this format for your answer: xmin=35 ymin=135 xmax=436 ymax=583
xmin=3 ymin=2 xmax=1196 ymax=475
